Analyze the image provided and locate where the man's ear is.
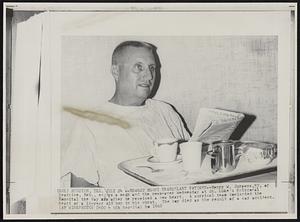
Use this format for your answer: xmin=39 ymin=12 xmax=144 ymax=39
xmin=111 ymin=65 xmax=119 ymax=81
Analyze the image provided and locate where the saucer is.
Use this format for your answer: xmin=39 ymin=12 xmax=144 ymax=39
xmin=147 ymin=155 xmax=182 ymax=165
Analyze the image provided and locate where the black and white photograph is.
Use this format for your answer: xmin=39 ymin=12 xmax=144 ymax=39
xmin=3 ymin=2 xmax=297 ymax=219
xmin=60 ymin=36 xmax=278 ymax=188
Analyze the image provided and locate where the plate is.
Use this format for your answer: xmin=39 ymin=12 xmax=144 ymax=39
xmin=147 ymin=155 xmax=182 ymax=166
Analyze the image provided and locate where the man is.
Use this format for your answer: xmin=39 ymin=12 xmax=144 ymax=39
xmin=109 ymin=41 xmax=157 ymax=106
xmin=61 ymin=41 xmax=190 ymax=187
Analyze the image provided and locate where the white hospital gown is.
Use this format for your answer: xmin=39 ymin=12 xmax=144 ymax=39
xmin=61 ymin=99 xmax=190 ymax=187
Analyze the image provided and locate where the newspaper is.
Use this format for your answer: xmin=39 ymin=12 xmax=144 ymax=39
xmin=3 ymin=2 xmax=297 ymax=220
xmin=190 ymin=108 xmax=245 ymax=143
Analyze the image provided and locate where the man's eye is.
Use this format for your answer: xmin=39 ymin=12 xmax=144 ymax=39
xmin=149 ymin=66 xmax=156 ymax=72
xmin=133 ymin=64 xmax=144 ymax=72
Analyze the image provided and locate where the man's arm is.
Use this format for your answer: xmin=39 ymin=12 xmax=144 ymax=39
xmin=153 ymin=99 xmax=191 ymax=141
xmin=61 ymin=119 xmax=101 ymax=187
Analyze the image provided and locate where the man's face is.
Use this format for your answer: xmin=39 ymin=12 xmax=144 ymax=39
xmin=114 ymin=46 xmax=156 ymax=102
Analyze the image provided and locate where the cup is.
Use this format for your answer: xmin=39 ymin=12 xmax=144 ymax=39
xmin=153 ymin=138 xmax=178 ymax=162
xmin=180 ymin=141 xmax=203 ymax=172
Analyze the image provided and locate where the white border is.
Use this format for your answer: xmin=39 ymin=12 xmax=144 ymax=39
xmin=3 ymin=2 xmax=297 ymax=219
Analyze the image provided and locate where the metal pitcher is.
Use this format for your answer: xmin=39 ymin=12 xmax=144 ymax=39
xmin=206 ymin=140 xmax=242 ymax=174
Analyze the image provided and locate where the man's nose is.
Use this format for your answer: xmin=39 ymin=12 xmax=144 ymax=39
xmin=142 ymin=67 xmax=154 ymax=81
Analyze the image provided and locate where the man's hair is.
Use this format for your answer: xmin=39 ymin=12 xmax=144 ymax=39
xmin=112 ymin=41 xmax=157 ymax=65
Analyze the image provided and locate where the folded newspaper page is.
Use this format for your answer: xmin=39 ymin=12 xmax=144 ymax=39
xmin=190 ymin=108 xmax=245 ymax=143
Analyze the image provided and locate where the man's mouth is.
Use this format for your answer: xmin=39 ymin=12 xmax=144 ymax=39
xmin=138 ymin=83 xmax=150 ymax=88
